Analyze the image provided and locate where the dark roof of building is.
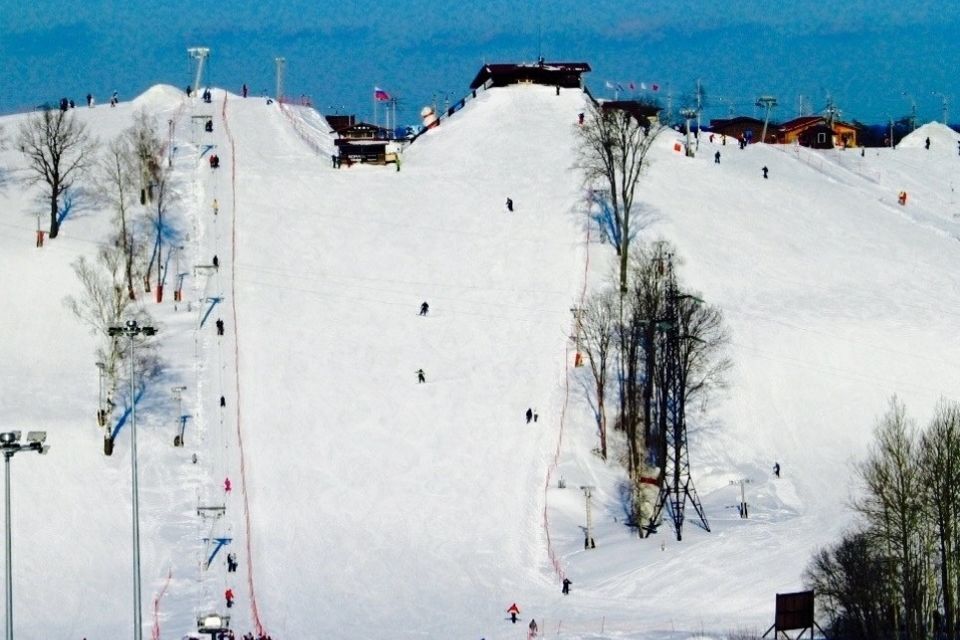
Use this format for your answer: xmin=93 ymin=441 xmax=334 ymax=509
xmin=709 ymin=116 xmax=766 ymax=128
xmin=778 ymin=116 xmax=859 ymax=133
xmin=601 ymin=100 xmax=661 ymax=120
xmin=469 ymin=61 xmax=592 ymax=89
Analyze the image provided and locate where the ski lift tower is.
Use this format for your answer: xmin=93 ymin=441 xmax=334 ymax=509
xmin=275 ymin=57 xmax=286 ymax=102
xmin=756 ymin=95 xmax=778 ymax=144
xmin=188 ymin=47 xmax=210 ymax=96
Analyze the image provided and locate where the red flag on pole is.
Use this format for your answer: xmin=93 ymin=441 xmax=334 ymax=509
xmin=374 ymin=87 xmax=390 ymax=101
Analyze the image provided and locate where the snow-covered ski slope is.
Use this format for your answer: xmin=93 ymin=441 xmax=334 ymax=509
xmin=1 ymin=82 xmax=959 ymax=639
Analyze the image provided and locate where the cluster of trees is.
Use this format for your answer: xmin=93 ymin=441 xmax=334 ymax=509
xmin=575 ymin=100 xmax=731 ymax=527
xmin=16 ymin=106 xmax=172 ymax=437
xmin=805 ymin=398 xmax=960 ymax=640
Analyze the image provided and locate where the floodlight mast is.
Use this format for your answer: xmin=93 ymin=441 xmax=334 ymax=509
xmin=188 ymin=47 xmax=210 ymax=95
xmin=1 ymin=430 xmax=48 ymax=640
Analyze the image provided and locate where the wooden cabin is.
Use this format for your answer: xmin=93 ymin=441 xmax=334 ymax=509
xmin=469 ymin=60 xmax=591 ymax=90
xmin=601 ymin=101 xmax=661 ymax=127
xmin=708 ymin=117 xmax=771 ymax=143
xmin=777 ymin=117 xmax=859 ymax=148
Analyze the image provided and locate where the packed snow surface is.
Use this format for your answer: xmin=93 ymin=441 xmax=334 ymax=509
xmin=0 ymin=83 xmax=958 ymax=640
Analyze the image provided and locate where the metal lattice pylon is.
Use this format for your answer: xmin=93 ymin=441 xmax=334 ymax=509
xmin=647 ymin=258 xmax=710 ymax=541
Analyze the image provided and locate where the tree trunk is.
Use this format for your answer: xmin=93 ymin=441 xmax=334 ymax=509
xmin=49 ymin=195 xmax=60 ymax=238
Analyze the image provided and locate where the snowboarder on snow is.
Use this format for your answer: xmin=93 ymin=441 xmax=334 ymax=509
xmin=526 ymin=408 xmax=533 ymax=423
xmin=419 ymin=301 xmax=429 ymax=316
xmin=416 ymin=369 xmax=426 ymax=384
xmin=562 ymin=577 xmax=572 ymax=594
xmin=506 ymin=197 xmax=514 ymax=212
xmin=773 ymin=462 xmax=780 ymax=478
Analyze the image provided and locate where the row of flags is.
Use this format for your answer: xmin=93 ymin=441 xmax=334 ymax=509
xmin=605 ymin=81 xmax=660 ymax=92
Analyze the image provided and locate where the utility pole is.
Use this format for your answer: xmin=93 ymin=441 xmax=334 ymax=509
xmin=824 ymin=95 xmax=840 ymax=129
xmin=695 ymin=79 xmax=703 ymax=151
xmin=580 ymin=486 xmax=596 ymax=549
xmin=275 ymin=57 xmax=286 ymax=102
xmin=902 ymin=92 xmax=917 ymax=131
xmin=680 ymin=108 xmax=697 ymax=157
xmin=756 ymin=95 xmax=777 ymax=144
xmin=889 ymin=118 xmax=895 ymax=149
xmin=933 ymin=92 xmax=949 ymax=124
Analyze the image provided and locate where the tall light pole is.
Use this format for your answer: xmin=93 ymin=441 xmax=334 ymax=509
xmin=108 ymin=320 xmax=157 ymax=640
xmin=95 ymin=361 xmax=106 ymax=427
xmin=580 ymin=485 xmax=596 ymax=549
xmin=1 ymin=430 xmax=49 ymax=640
xmin=172 ymin=385 xmax=187 ymax=446
xmin=729 ymin=478 xmax=751 ymax=519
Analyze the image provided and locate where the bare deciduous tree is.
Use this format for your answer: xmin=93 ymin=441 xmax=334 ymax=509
xmin=918 ymin=401 xmax=960 ymax=640
xmin=99 ymin=136 xmax=139 ymax=299
xmin=17 ymin=108 xmax=93 ymax=238
xmin=578 ymin=101 xmax=664 ymax=294
xmin=855 ymin=397 xmax=927 ymax=640
xmin=578 ymin=288 xmax=618 ymax=460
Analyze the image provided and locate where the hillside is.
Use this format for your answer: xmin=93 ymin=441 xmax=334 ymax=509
xmin=0 ymin=85 xmax=958 ymax=639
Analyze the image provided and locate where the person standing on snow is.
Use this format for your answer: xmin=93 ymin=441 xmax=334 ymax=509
xmin=773 ymin=462 xmax=781 ymax=478
xmin=419 ymin=301 xmax=429 ymax=316
xmin=224 ymin=477 xmax=232 ymax=492
xmin=225 ymin=588 xmax=234 ymax=608
xmin=562 ymin=577 xmax=572 ymax=594
xmin=416 ymin=369 xmax=426 ymax=384
xmin=526 ymin=408 xmax=533 ymax=423
xmin=506 ymin=197 xmax=514 ymax=212
xmin=714 ymin=151 xmax=720 ymax=164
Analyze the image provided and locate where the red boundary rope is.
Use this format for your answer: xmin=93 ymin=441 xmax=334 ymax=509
xmin=150 ymin=568 xmax=173 ymax=640
xmin=542 ymin=203 xmax=592 ymax=581
xmin=221 ymin=92 xmax=265 ymax=637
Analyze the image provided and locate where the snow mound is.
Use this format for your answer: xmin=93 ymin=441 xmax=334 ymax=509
xmin=130 ymin=83 xmax=187 ymax=111
xmin=898 ymin=121 xmax=960 ymax=149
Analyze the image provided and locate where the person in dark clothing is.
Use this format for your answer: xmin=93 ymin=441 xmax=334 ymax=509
xmin=419 ymin=301 xmax=429 ymax=316
xmin=555 ymin=85 xmax=560 ymax=96
xmin=533 ymin=411 xmax=538 ymax=423
xmin=216 ymin=319 xmax=225 ymax=335
xmin=220 ymin=395 xmax=226 ymax=407
xmin=86 ymin=93 xmax=93 ymax=107
xmin=529 ymin=619 xmax=538 ymax=636
xmin=925 ymin=137 xmax=930 ymax=150
xmin=227 ymin=552 xmax=238 ymax=572
xmin=205 ymin=120 xmax=213 ymax=132
xmin=762 ymin=166 xmax=769 ymax=179
xmin=242 ymin=83 xmax=248 ymax=98
xmin=714 ymin=151 xmax=720 ymax=164
xmin=526 ymin=408 xmax=533 ymax=423
xmin=416 ymin=369 xmax=426 ymax=383
xmin=773 ymin=462 xmax=781 ymax=478
xmin=562 ymin=578 xmax=572 ymax=595
xmin=578 ymin=112 xmax=585 ymax=125
xmin=212 ymin=255 xmax=219 ymax=269
xmin=506 ymin=197 xmax=514 ymax=212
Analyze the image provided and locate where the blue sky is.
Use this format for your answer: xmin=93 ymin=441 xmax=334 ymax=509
xmin=3 ymin=0 xmax=959 ymax=125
